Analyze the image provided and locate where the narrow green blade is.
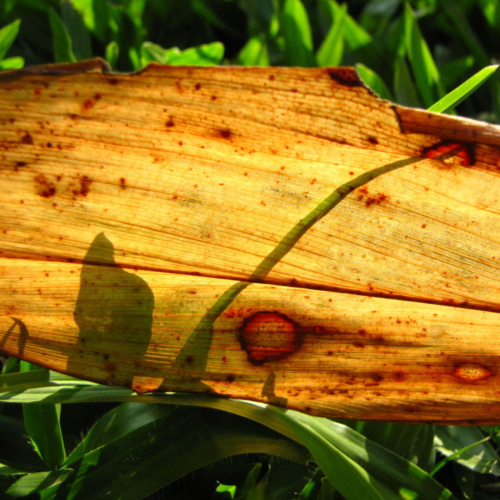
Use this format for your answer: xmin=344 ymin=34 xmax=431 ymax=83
xmin=21 ymin=363 xmax=66 ymax=470
xmin=316 ymin=2 xmax=346 ymax=67
xmin=237 ymin=36 xmax=269 ymax=66
xmin=355 ymin=63 xmax=394 ymax=101
xmin=49 ymin=8 xmax=78 ymax=63
xmin=428 ymin=65 xmax=499 ymax=113
xmin=0 ymin=19 xmax=20 ymax=61
xmin=281 ymin=0 xmax=314 ymax=67
xmin=404 ymin=3 xmax=444 ymax=108
xmin=1 ymin=470 xmax=72 ymax=499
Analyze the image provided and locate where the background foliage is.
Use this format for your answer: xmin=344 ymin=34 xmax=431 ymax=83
xmin=1 ymin=0 xmax=500 ymax=499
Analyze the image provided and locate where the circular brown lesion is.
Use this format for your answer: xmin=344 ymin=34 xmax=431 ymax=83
xmin=239 ymin=311 xmax=302 ymax=365
xmin=453 ymin=363 xmax=491 ymax=382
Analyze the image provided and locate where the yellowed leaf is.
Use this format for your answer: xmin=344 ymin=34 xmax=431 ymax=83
xmin=1 ymin=59 xmax=500 ymax=423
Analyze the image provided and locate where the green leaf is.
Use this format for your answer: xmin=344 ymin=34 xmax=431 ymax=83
xmin=21 ymin=362 xmax=66 ymax=470
xmin=0 ymin=470 xmax=72 ymax=499
xmin=60 ymin=0 xmax=92 ymax=61
xmin=166 ymin=42 xmax=225 ymax=66
xmin=355 ymin=63 xmax=394 ymax=101
xmin=0 ymin=57 xmax=24 ymax=69
xmin=281 ymin=0 xmax=314 ymax=67
xmin=237 ymin=36 xmax=269 ymax=66
xmin=440 ymin=56 xmax=475 ymax=90
xmin=404 ymin=3 xmax=444 ymax=108
xmin=0 ymin=415 xmax=45 ymax=473
xmin=316 ymin=2 xmax=346 ymax=67
xmin=49 ymin=8 xmax=78 ymax=63
xmin=428 ymin=65 xmax=499 ymax=113
xmin=317 ymin=477 xmax=335 ymax=500
xmin=322 ymin=0 xmax=385 ymax=74
xmin=105 ymin=41 xmax=119 ymax=69
xmin=479 ymin=0 xmax=500 ymax=29
xmin=42 ymin=404 xmax=309 ymax=499
xmin=433 ymin=426 xmax=500 ymax=475
xmin=394 ymin=55 xmax=422 ymax=108
xmin=0 ymin=19 xmax=20 ymax=61
xmin=268 ymin=408 xmax=385 ymax=500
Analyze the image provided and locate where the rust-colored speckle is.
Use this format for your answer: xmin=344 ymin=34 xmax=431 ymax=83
xmin=195 ymin=83 xmax=201 ymax=90
xmin=454 ymin=363 xmax=491 ymax=382
xmin=226 ymin=374 xmax=235 ymax=382
xmin=72 ymin=175 xmax=92 ymax=197
xmin=120 ymin=177 xmax=126 ymax=189
xmin=15 ymin=161 xmax=27 ymax=171
xmin=83 ymin=99 xmax=94 ymax=110
xmin=166 ymin=116 xmax=174 ymax=127
xmin=94 ymin=93 xmax=102 ymax=100
xmin=21 ymin=133 xmax=34 ymax=145
xmin=35 ymin=174 xmax=56 ymax=198
xmin=219 ymin=129 xmax=231 ymax=140
xmin=108 ymin=78 xmax=119 ymax=85
xmin=367 ymin=136 xmax=378 ymax=145
xmin=423 ymin=140 xmax=475 ymax=167
xmin=239 ymin=312 xmax=302 ymax=365
xmin=327 ymin=68 xmax=363 ymax=87
xmin=356 ymin=187 xmax=389 ymax=207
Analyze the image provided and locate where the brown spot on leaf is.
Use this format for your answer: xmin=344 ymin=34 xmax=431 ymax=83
xmin=454 ymin=363 xmax=491 ymax=382
xmin=327 ymin=68 xmax=363 ymax=87
xmin=83 ymin=99 xmax=94 ymax=110
xmin=21 ymin=133 xmax=33 ymax=145
xmin=423 ymin=140 xmax=475 ymax=167
xmin=72 ymin=175 xmax=92 ymax=197
xmin=239 ymin=312 xmax=302 ymax=365
xmin=35 ymin=174 xmax=56 ymax=198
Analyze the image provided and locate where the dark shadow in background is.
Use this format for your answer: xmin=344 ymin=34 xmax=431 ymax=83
xmin=71 ymin=233 xmax=154 ymax=386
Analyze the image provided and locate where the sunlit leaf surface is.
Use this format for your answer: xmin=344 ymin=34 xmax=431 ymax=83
xmin=1 ymin=60 xmax=500 ymax=423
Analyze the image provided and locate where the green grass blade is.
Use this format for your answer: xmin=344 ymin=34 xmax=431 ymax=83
xmin=355 ymin=63 xmax=394 ymax=101
xmin=281 ymin=0 xmax=314 ymax=67
xmin=434 ymin=426 xmax=500 ymax=475
xmin=21 ymin=363 xmax=66 ymax=470
xmin=394 ymin=55 xmax=422 ymax=107
xmin=479 ymin=0 xmax=500 ymax=29
xmin=167 ymin=42 xmax=225 ymax=66
xmin=60 ymin=0 xmax=92 ymax=60
xmin=0 ymin=57 xmax=24 ymax=69
xmin=48 ymin=8 xmax=78 ymax=63
xmin=1 ymin=470 xmax=72 ymax=499
xmin=0 ymin=19 xmax=20 ymax=61
xmin=104 ymin=40 xmax=119 ymax=69
xmin=322 ymin=0 xmax=385 ymax=74
xmin=427 ymin=65 xmax=499 ymax=113
xmin=237 ymin=35 xmax=269 ymax=66
xmin=404 ymin=3 xmax=444 ymax=108
xmin=316 ymin=2 xmax=346 ymax=67
xmin=440 ymin=56 xmax=475 ymax=90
